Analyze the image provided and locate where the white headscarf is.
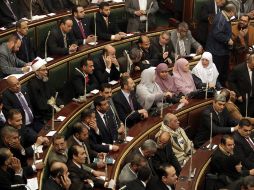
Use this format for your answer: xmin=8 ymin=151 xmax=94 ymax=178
xmin=136 ymin=67 xmax=164 ymax=110
xmin=192 ymin=52 xmax=219 ymax=85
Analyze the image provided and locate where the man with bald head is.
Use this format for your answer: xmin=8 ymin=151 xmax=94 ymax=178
xmin=3 ymin=76 xmax=34 ymax=128
xmin=47 ymin=16 xmax=78 ymax=56
xmin=44 ymin=161 xmax=72 ymax=190
xmin=0 ymin=35 xmax=30 ymax=78
xmin=152 ymin=131 xmax=181 ymax=176
xmin=228 ymin=53 xmax=254 ymax=118
xmin=94 ymin=45 xmax=121 ymax=83
xmin=159 ymin=113 xmax=192 ymax=166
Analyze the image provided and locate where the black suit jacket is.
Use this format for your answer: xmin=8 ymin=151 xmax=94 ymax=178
xmin=228 ymin=63 xmax=253 ymax=98
xmin=2 ymin=88 xmax=33 ymax=125
xmin=95 ymin=110 xmax=118 ymax=144
xmin=150 ymin=36 xmax=175 ymax=65
xmin=67 ymin=160 xmax=104 ymax=189
xmin=44 ymin=0 xmax=72 ymax=12
xmin=196 ymin=0 xmax=217 ymax=45
xmin=233 ymin=131 xmax=254 ymax=169
xmin=126 ymin=179 xmax=146 ymax=190
xmin=146 ymin=176 xmax=170 ymax=190
xmin=94 ymin=55 xmax=120 ymax=83
xmin=0 ymin=0 xmax=19 ymax=27
xmin=71 ymin=17 xmax=92 ymax=45
xmin=112 ymin=90 xmax=143 ymax=127
xmin=44 ymin=177 xmax=67 ymax=190
xmin=94 ymin=12 xmax=120 ymax=40
xmin=0 ymin=168 xmax=26 ymax=190
xmin=15 ymin=33 xmax=36 ymax=62
xmin=194 ymin=105 xmax=238 ymax=148
xmin=47 ymin=27 xmax=77 ymax=56
xmin=151 ymin=143 xmax=181 ymax=176
xmin=87 ymin=125 xmax=110 ymax=153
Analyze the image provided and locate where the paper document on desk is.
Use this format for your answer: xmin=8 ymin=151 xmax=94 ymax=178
xmin=113 ymin=0 xmax=124 ymax=2
xmin=32 ymin=15 xmax=47 ymax=20
xmin=57 ymin=116 xmax=66 ymax=122
xmin=126 ymin=136 xmax=134 ymax=142
xmin=0 ymin=27 xmax=6 ymax=30
xmin=4 ymin=74 xmax=25 ymax=79
xmin=46 ymin=130 xmax=57 ymax=137
xmin=108 ymin=80 xmax=118 ymax=85
xmin=27 ymin=177 xmax=38 ymax=190
xmin=90 ymin=89 xmax=99 ymax=94
xmin=47 ymin=13 xmax=56 ymax=16
xmin=43 ymin=57 xmax=54 ymax=62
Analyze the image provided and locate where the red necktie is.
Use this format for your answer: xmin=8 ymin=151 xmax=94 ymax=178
xmin=85 ymin=75 xmax=89 ymax=84
xmin=78 ymin=21 xmax=86 ymax=39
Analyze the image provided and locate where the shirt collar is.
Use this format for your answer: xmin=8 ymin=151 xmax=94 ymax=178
xmin=73 ymin=135 xmax=83 ymax=146
xmin=73 ymin=160 xmax=82 ymax=168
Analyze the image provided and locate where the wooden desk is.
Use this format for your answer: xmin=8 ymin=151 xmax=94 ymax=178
xmin=37 ymin=97 xmax=212 ymax=189
xmin=175 ymin=135 xmax=221 ymax=190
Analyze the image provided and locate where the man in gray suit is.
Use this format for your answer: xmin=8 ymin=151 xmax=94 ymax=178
xmin=0 ymin=35 xmax=30 ymax=78
xmin=118 ymin=152 xmax=148 ymax=186
xmin=170 ymin=22 xmax=203 ymax=58
xmin=125 ymin=0 xmax=159 ymax=32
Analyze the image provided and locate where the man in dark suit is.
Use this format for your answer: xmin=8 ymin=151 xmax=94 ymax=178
xmin=146 ymin=164 xmax=178 ymax=190
xmin=0 ymin=148 xmax=26 ymax=190
xmin=15 ymin=19 xmax=36 ymax=63
xmin=152 ymin=131 xmax=181 ymax=176
xmin=3 ymin=76 xmax=34 ymax=128
xmin=72 ymin=58 xmax=98 ymax=97
xmin=226 ymin=175 xmax=254 ymax=190
xmin=67 ymin=145 xmax=109 ymax=189
xmin=197 ymin=0 xmax=226 ymax=47
xmin=95 ymin=2 xmax=126 ymax=41
xmin=71 ymin=5 xmax=95 ymax=46
xmin=233 ymin=118 xmax=254 ymax=170
xmin=44 ymin=0 xmax=72 ymax=12
xmin=113 ymin=76 xmax=148 ymax=127
xmin=206 ymin=3 xmax=236 ymax=86
xmin=118 ymin=152 xmax=148 ymax=186
xmin=228 ymin=53 xmax=254 ymax=117
xmin=80 ymin=109 xmax=119 ymax=153
xmin=67 ymin=122 xmax=105 ymax=172
xmin=44 ymin=162 xmax=72 ymax=190
xmin=150 ymin=31 xmax=175 ymax=66
xmin=0 ymin=0 xmax=19 ymax=27
xmin=94 ymin=96 xmax=119 ymax=144
xmin=94 ymin=45 xmax=121 ymax=83
xmin=47 ymin=16 xmax=78 ymax=56
xmin=126 ymin=166 xmax=151 ymax=190
xmin=194 ymin=94 xmax=238 ymax=148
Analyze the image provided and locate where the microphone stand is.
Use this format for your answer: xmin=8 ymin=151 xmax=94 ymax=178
xmin=104 ymin=154 xmax=108 ymax=181
xmin=94 ymin=12 xmax=97 ymax=45
xmin=124 ymin=50 xmax=132 ymax=73
xmin=205 ymin=82 xmax=208 ymax=100
xmin=208 ymin=112 xmax=213 ymax=150
xmin=29 ymin=0 xmax=33 ymax=20
xmin=75 ymin=68 xmax=87 ymax=102
xmin=145 ymin=1 xmax=154 ymax=32
xmin=45 ymin=31 xmax=51 ymax=62
xmin=245 ymin=93 xmax=248 ymax=117
xmin=160 ymin=96 xmax=164 ymax=118
xmin=188 ymin=142 xmax=196 ymax=181
xmin=124 ymin=111 xmax=135 ymax=143
xmin=51 ymin=92 xmax=58 ymax=131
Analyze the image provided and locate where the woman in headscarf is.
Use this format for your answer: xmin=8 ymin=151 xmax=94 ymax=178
xmin=136 ymin=67 xmax=172 ymax=110
xmin=173 ymin=58 xmax=196 ymax=95
xmin=192 ymin=52 xmax=221 ymax=89
xmin=155 ymin=63 xmax=188 ymax=104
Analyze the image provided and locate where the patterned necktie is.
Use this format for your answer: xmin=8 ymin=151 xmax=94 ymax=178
xmin=5 ymin=0 xmax=17 ymax=21
xmin=82 ymin=142 xmax=90 ymax=164
xmin=78 ymin=21 xmax=86 ymax=39
xmin=179 ymin=39 xmax=186 ymax=56
xmin=245 ymin=137 xmax=254 ymax=150
xmin=18 ymin=92 xmax=34 ymax=122
xmin=128 ymin=94 xmax=134 ymax=110
xmin=63 ymin=34 xmax=67 ymax=48
xmin=103 ymin=114 xmax=108 ymax=128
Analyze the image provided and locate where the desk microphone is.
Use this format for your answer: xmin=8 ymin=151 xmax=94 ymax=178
xmin=45 ymin=31 xmax=51 ymax=62
xmin=124 ymin=50 xmax=132 ymax=73
xmin=11 ymin=184 xmax=31 ymax=190
xmin=75 ymin=67 xmax=87 ymax=102
xmin=124 ymin=111 xmax=135 ymax=143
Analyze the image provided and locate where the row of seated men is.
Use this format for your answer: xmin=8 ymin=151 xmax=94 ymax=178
xmin=1 ymin=91 xmax=253 ymax=190
xmin=0 ymin=55 xmax=254 ymax=189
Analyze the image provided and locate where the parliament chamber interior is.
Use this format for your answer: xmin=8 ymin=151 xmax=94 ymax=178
xmin=0 ymin=0 xmax=254 ymax=190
